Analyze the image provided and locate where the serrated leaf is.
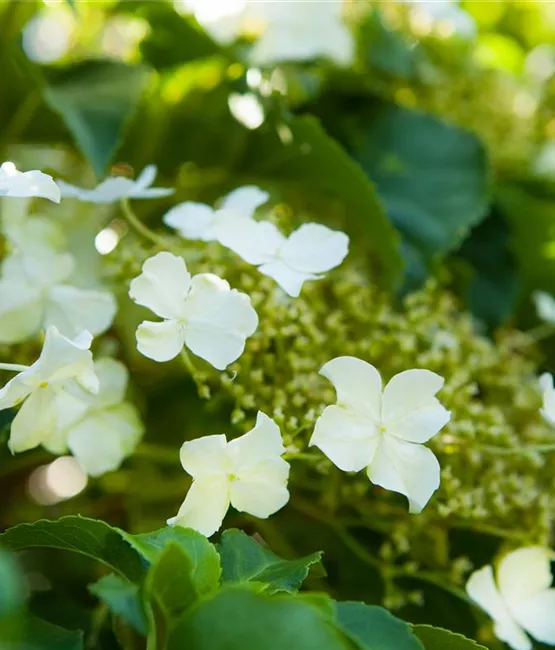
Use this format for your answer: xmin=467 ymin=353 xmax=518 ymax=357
xmin=243 ymin=115 xmax=404 ymax=288
xmin=0 ymin=516 xmax=144 ymax=581
xmin=336 ymin=602 xmax=425 ymax=650
xmin=126 ymin=526 xmax=221 ymax=596
xmin=413 ymin=625 xmax=488 ymax=650
xmin=168 ymin=586 xmax=351 ymax=650
xmin=219 ymin=529 xmax=321 ymax=593
xmin=354 ymin=103 xmax=490 ymax=288
xmin=89 ymin=574 xmax=147 ymax=635
xmin=43 ymin=59 xmax=148 ymax=177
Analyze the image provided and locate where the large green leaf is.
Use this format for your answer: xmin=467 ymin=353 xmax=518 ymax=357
xmin=89 ymin=574 xmax=147 ymax=635
xmin=413 ymin=625 xmax=488 ymax=650
xmin=0 ymin=516 xmax=144 ymax=581
xmin=0 ymin=549 xmax=25 ymax=619
xmin=43 ymin=59 xmax=148 ymax=177
xmin=335 ymin=602 xmax=424 ymax=650
xmin=243 ymin=115 xmax=404 ymax=288
xmin=168 ymin=586 xmax=352 ymax=650
xmin=353 ymin=103 xmax=490 ymax=287
xmin=126 ymin=527 xmax=221 ymax=596
xmin=219 ymin=529 xmax=322 ymax=594
xmin=12 ymin=616 xmax=84 ymax=650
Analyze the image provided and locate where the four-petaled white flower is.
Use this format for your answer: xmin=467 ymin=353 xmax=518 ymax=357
xmin=57 ymin=165 xmax=174 ymax=204
xmin=466 ymin=547 xmax=555 ymax=650
xmin=539 ymin=373 xmax=555 ymax=427
xmin=217 ymin=220 xmax=349 ymax=297
xmin=0 ymin=245 xmax=116 ymax=344
xmin=168 ymin=411 xmax=290 ymax=537
xmin=0 ymin=162 xmax=60 ymax=203
xmin=163 ymin=185 xmax=269 ymax=242
xmin=533 ymin=291 xmax=555 ymax=325
xmin=129 ymin=252 xmax=258 ymax=370
xmin=310 ymin=356 xmax=450 ymax=513
xmin=47 ymin=358 xmax=144 ymax=477
xmin=0 ymin=326 xmax=98 ymax=454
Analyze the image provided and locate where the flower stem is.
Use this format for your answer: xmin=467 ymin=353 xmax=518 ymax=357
xmin=0 ymin=362 xmax=29 ymax=372
xmin=120 ymin=198 xmax=174 ymax=250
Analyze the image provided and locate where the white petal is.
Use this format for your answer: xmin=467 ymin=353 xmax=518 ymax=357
xmin=0 ymin=165 xmax=61 ymax=203
xmin=9 ymin=386 xmax=57 ymax=453
xmin=129 ymin=252 xmax=191 ymax=320
xmin=73 ymin=177 xmax=135 ymax=204
xmin=179 ymin=433 xmax=230 ymax=477
xmin=219 ymin=186 xmax=269 ymax=215
xmin=258 ymin=261 xmax=314 ymax=297
xmin=382 ymin=369 xmax=446 ymax=424
xmin=136 ymin=320 xmax=185 ymax=362
xmin=94 ymin=358 xmax=129 ymax=408
xmin=367 ymin=437 xmax=440 ymax=513
xmin=512 ymin=589 xmax=555 ymax=645
xmin=388 ymin=399 xmax=450 ymax=444
xmin=45 ymin=391 xmax=89 ymax=454
xmin=162 ymin=202 xmax=215 ymax=241
xmin=44 ymin=285 xmax=117 ymax=339
xmin=183 ymin=274 xmax=258 ymax=369
xmin=3 ymin=249 xmax=74 ymax=289
xmin=36 ymin=326 xmax=98 ymax=394
xmin=320 ymin=356 xmax=382 ymax=421
xmin=281 ymin=223 xmax=349 ymax=274
xmin=217 ymin=218 xmax=285 ymax=265
xmin=228 ymin=412 xmax=286 ymax=468
xmin=67 ymin=404 xmax=143 ymax=477
xmin=168 ymin=476 xmax=231 ymax=537
xmin=310 ymin=405 xmax=380 ymax=472
xmin=133 ymin=165 xmax=157 ymax=189
xmin=493 ymin=620 xmax=532 ymax=650
xmin=498 ymin=547 xmax=555 ymax=608
xmin=533 ymin=291 xmax=555 ymax=325
xmin=230 ymin=465 xmax=290 ymax=518
xmin=539 ymin=373 xmax=555 ymax=426
xmin=0 ymin=281 xmax=44 ymax=344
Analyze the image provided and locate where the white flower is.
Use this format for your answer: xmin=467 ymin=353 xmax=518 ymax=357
xmin=168 ymin=411 xmax=290 ymax=537
xmin=0 ymin=326 xmax=98 ymax=454
xmin=403 ymin=0 xmax=476 ymax=39
xmin=217 ymin=220 xmax=349 ymax=297
xmin=0 ymin=162 xmax=60 ymax=203
xmin=163 ymin=185 xmax=269 ymax=242
xmin=309 ymin=356 xmax=450 ymax=513
xmin=129 ymin=252 xmax=258 ymax=370
xmin=466 ymin=547 xmax=555 ymax=650
xmin=533 ymin=291 xmax=555 ymax=325
xmin=539 ymin=373 xmax=555 ymax=427
xmin=0 ymin=246 xmax=116 ymax=344
xmin=46 ymin=358 xmax=143 ymax=477
xmin=57 ymin=165 xmax=174 ymax=204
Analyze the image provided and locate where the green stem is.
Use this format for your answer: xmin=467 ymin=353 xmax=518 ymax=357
xmin=0 ymin=362 xmax=28 ymax=372
xmin=479 ymin=443 xmax=555 ymax=455
xmin=525 ymin=323 xmax=555 ymax=342
xmin=283 ymin=452 xmax=320 ymax=462
xmin=120 ymin=198 xmax=175 ymax=250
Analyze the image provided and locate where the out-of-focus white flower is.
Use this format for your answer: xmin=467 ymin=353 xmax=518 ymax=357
xmin=163 ymin=186 xmax=269 ymax=242
xmin=310 ymin=356 xmax=450 ymax=513
xmin=466 ymin=547 xmax=555 ymax=650
xmin=405 ymin=0 xmax=476 ymax=39
xmin=0 ymin=246 xmax=116 ymax=344
xmin=129 ymin=252 xmax=258 ymax=369
xmin=228 ymin=93 xmax=265 ymax=129
xmin=0 ymin=162 xmax=60 ymax=203
xmin=539 ymin=373 xmax=555 ymax=427
xmin=0 ymin=326 xmax=98 ymax=454
xmin=47 ymin=358 xmax=143 ymax=477
xmin=533 ymin=291 xmax=555 ymax=325
xmin=168 ymin=411 xmax=290 ymax=536
xmin=57 ymin=165 xmax=174 ymax=204
xmin=218 ymin=220 xmax=349 ymax=297
xmin=183 ymin=0 xmax=354 ymax=66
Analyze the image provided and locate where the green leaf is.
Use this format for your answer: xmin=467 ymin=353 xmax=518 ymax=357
xmin=0 ymin=549 xmax=25 ymax=619
xmin=89 ymin=574 xmax=147 ymax=635
xmin=219 ymin=529 xmax=322 ymax=594
xmin=12 ymin=616 xmax=84 ymax=650
xmin=243 ymin=115 xmax=403 ymax=288
xmin=335 ymin=602 xmax=424 ymax=650
xmin=0 ymin=516 xmax=144 ymax=581
xmin=126 ymin=526 xmax=221 ymax=596
xmin=413 ymin=625 xmax=488 ymax=650
xmin=353 ymin=103 xmax=490 ymax=287
xmin=168 ymin=586 xmax=351 ymax=650
xmin=43 ymin=59 xmax=148 ymax=177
